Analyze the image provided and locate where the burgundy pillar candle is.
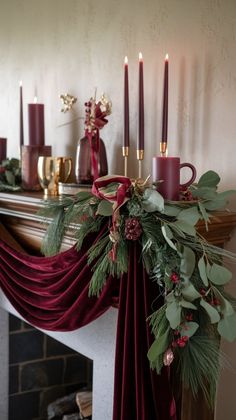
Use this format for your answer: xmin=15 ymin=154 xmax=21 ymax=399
xmin=21 ymin=145 xmax=51 ymax=190
xmin=124 ymin=56 xmax=130 ymax=148
xmin=0 ymin=138 xmax=7 ymax=163
xmin=28 ymin=97 xmax=45 ymax=146
xmin=152 ymin=156 xmax=196 ymax=201
xmin=162 ymin=54 xmax=169 ymax=142
xmin=138 ymin=52 xmax=144 ymax=151
xmin=19 ymin=81 xmax=24 ymax=147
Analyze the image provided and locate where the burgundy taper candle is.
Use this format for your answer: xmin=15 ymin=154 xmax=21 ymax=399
xmin=124 ymin=56 xmax=130 ymax=148
xmin=138 ymin=52 xmax=144 ymax=151
xmin=28 ymin=97 xmax=45 ymax=146
xmin=19 ymin=81 xmax=24 ymax=147
xmin=162 ymin=54 xmax=169 ymax=142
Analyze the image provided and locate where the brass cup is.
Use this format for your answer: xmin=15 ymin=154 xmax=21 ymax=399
xmin=37 ymin=156 xmax=72 ymax=196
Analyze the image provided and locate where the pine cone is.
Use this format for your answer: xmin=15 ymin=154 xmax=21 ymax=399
xmin=125 ymin=217 xmax=142 ymax=241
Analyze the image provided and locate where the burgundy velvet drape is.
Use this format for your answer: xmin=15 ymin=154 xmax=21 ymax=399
xmin=0 ymin=234 xmax=176 ymax=420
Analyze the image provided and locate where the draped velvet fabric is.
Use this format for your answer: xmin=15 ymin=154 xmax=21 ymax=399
xmin=0 ymin=233 xmax=176 ymax=420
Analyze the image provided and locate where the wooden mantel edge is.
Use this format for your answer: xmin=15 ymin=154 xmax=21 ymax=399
xmin=1 ymin=192 xmax=236 ymax=251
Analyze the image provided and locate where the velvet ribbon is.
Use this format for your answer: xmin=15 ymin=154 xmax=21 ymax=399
xmin=85 ymin=129 xmax=100 ymax=181
xmin=0 ymin=233 xmax=176 ymax=420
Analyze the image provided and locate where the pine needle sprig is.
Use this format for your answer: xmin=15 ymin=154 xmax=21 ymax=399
xmin=149 ymin=303 xmax=168 ymax=337
xmin=87 ymin=234 xmax=110 ymax=265
xmin=89 ymin=241 xmax=113 ymax=297
xmin=75 ymin=216 xmax=105 ymax=250
xmin=41 ymin=207 xmax=66 ymax=256
xmin=177 ymin=335 xmax=227 ymax=408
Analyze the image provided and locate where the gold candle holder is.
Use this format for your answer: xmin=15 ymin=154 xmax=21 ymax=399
xmin=122 ymin=146 xmax=129 ymax=177
xmin=160 ymin=141 xmax=167 ymax=157
xmin=137 ymin=149 xmax=144 ymax=179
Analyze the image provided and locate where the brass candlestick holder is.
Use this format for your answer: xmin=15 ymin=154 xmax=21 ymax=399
xmin=122 ymin=146 xmax=129 ymax=177
xmin=137 ymin=149 xmax=144 ymax=179
xmin=160 ymin=141 xmax=167 ymax=157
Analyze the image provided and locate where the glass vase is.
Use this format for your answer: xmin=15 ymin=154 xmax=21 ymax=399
xmin=75 ymin=135 xmax=108 ymax=185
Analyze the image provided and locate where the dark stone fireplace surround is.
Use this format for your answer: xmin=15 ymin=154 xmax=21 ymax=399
xmin=9 ymin=314 xmax=93 ymax=420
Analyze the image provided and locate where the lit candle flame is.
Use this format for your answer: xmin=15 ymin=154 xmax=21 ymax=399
xmin=34 ymin=96 xmax=38 ymax=104
xmin=19 ymin=80 xmax=22 ymax=87
xmin=139 ymin=52 xmax=143 ymax=61
xmin=165 ymin=53 xmax=169 ymax=61
xmin=124 ymin=56 xmax=128 ymax=65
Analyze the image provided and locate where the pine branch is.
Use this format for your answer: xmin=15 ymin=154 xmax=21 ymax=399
xmin=41 ymin=208 xmax=66 ymax=256
xmin=177 ymin=336 xmax=227 ymax=408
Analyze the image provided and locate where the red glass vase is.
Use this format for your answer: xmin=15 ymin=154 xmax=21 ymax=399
xmin=75 ymin=135 xmax=108 ymax=184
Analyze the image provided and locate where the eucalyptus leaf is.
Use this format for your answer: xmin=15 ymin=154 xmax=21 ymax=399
xmin=172 ymin=220 xmax=196 ymax=236
xmin=166 ymin=301 xmax=182 ymax=329
xmin=165 ymin=291 xmax=175 ymax=303
xmin=217 ymin=312 xmax=236 ymax=342
xmin=147 ymin=328 xmax=170 ymax=362
xmin=198 ymin=257 xmax=209 ymax=286
xmin=163 ymin=205 xmax=181 ymax=217
xmin=181 ymin=321 xmax=199 ymax=338
xmin=77 ymin=191 xmax=93 ymax=201
xmin=179 ymin=299 xmax=197 ymax=310
xmin=197 ymin=170 xmax=220 ymax=188
xmin=100 ymin=182 xmax=120 ymax=195
xmin=96 ymin=200 xmax=113 ymax=216
xmin=5 ymin=170 xmax=15 ymax=186
xmin=217 ymin=190 xmax=236 ymax=199
xmin=142 ymin=188 xmax=164 ymax=213
xmin=221 ymin=298 xmax=235 ymax=317
xmin=204 ymin=198 xmax=227 ymax=211
xmin=198 ymin=201 xmax=210 ymax=226
xmin=178 ymin=207 xmax=200 ymax=226
xmin=200 ymin=299 xmax=220 ymax=323
xmin=182 ymin=283 xmax=201 ymax=302
xmin=180 ymin=246 xmax=196 ymax=279
xmin=191 ymin=187 xmax=217 ymax=200
xmin=161 ymin=225 xmax=177 ymax=250
xmin=208 ymin=263 xmax=232 ymax=286
xmin=212 ymin=287 xmax=234 ymax=317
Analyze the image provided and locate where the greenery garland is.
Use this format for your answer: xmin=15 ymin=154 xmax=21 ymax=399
xmin=0 ymin=158 xmax=21 ymax=191
xmin=39 ymin=170 xmax=236 ymax=406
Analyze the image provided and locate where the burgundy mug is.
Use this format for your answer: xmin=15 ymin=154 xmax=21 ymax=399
xmin=152 ymin=156 xmax=196 ymax=201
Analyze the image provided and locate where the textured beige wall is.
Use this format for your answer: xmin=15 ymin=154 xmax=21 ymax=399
xmin=0 ymin=0 xmax=236 ymax=418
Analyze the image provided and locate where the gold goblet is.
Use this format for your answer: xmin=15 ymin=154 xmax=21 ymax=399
xmin=55 ymin=157 xmax=72 ymax=184
xmin=37 ymin=156 xmax=55 ymax=197
xmin=38 ymin=156 xmax=72 ymax=197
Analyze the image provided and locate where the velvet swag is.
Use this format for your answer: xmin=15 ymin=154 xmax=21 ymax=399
xmin=0 ymin=231 xmax=176 ymax=420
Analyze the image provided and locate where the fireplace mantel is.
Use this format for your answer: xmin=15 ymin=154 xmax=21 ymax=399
xmin=1 ymin=191 xmax=236 ymax=251
xmin=1 ymin=191 xmax=236 ymax=420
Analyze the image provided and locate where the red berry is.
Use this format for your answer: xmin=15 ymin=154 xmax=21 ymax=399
xmin=200 ymin=288 xmax=206 ymax=296
xmin=170 ymin=272 xmax=179 ymax=284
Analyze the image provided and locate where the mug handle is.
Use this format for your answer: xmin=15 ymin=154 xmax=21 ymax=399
xmin=62 ymin=157 xmax=72 ymax=182
xmin=180 ymin=163 xmax=197 ymax=189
